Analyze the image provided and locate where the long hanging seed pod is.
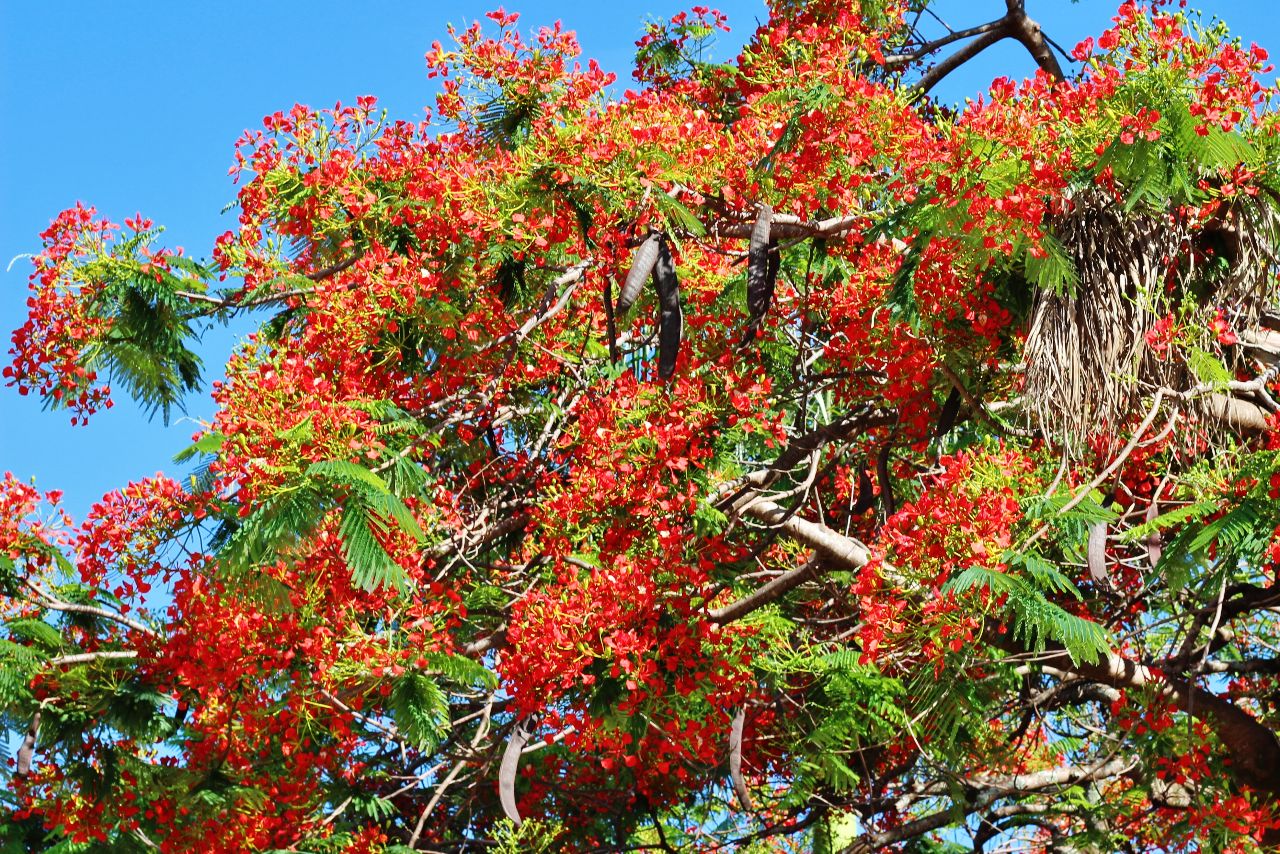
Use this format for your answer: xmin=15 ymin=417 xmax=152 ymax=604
xmin=742 ymin=204 xmax=777 ymax=344
xmin=851 ymin=466 xmax=876 ymax=515
xmin=498 ymin=719 xmax=532 ymax=826
xmin=1087 ymin=521 xmax=1109 ymax=583
xmin=933 ymin=388 xmax=962 ymax=438
xmin=617 ymin=231 xmax=662 ymax=314
xmin=15 ymin=710 xmax=40 ymax=778
xmin=654 ymin=237 xmax=683 ymax=380
xmin=1145 ymin=495 xmax=1163 ymax=569
xmin=728 ymin=706 xmax=752 ymax=811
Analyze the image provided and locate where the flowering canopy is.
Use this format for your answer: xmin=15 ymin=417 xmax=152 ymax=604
xmin=5 ymin=1 xmax=1280 ymax=851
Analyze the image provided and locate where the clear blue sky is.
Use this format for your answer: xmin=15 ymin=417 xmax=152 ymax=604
xmin=1 ymin=0 xmax=1276 ymax=518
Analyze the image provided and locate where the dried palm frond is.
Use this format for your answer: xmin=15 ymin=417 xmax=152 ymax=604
xmin=1022 ymin=187 xmax=1280 ymax=451
xmin=1023 ymin=195 xmax=1181 ymax=447
xmin=1202 ymin=193 xmax=1280 ymax=315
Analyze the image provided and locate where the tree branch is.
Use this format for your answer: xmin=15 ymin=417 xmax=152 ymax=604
xmin=728 ymin=491 xmax=1280 ymax=802
xmin=46 ymin=650 xmax=138 ymax=667
xmin=709 ymin=555 xmax=823 ymax=624
xmin=737 ymin=497 xmax=874 ymax=570
xmin=839 ymin=754 xmax=1136 ymax=853
xmin=23 ymin=579 xmax=158 ymax=638
xmin=996 ymin=636 xmax=1280 ymax=796
xmin=912 ymin=0 xmax=1065 ymax=97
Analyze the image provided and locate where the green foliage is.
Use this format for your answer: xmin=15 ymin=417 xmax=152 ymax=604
xmin=7 ymin=618 xmax=64 ymax=651
xmin=757 ymin=634 xmax=908 ymax=799
xmin=1187 ymin=345 xmax=1236 ymax=388
xmin=0 ymin=639 xmax=40 ymax=707
xmin=653 ymin=190 xmax=708 ymax=237
xmin=1091 ymin=91 xmax=1261 ymax=215
xmin=79 ymin=240 xmax=210 ymax=424
xmin=173 ymin=430 xmax=225 ymax=464
xmin=477 ymin=89 xmax=543 ymax=150
xmin=1022 ymin=234 xmax=1079 ymax=295
xmin=388 ymin=672 xmax=451 ymax=751
xmin=1130 ymin=449 xmax=1280 ymax=582
xmin=489 ymin=817 xmax=567 ymax=853
xmin=217 ymin=458 xmax=426 ymax=591
xmin=383 ymin=652 xmax=495 ymax=752
xmin=945 ymin=561 xmax=1111 ymax=665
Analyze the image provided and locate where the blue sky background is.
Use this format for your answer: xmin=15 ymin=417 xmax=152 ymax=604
xmin=1 ymin=0 xmax=1277 ymax=519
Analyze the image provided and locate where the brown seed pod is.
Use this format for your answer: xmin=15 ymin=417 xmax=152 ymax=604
xmin=933 ymin=387 xmax=962 ymax=438
xmin=748 ymin=204 xmax=773 ymax=275
xmin=729 ymin=706 xmax=752 ymax=811
xmin=1145 ymin=497 xmax=1162 ymax=568
xmin=15 ymin=710 xmax=40 ymax=778
xmin=498 ymin=718 xmax=532 ymax=826
xmin=743 ymin=205 xmax=777 ymax=343
xmin=851 ymin=466 xmax=876 ymax=515
xmin=1087 ymin=521 xmax=1108 ymax=583
xmin=617 ymin=231 xmax=661 ymax=314
xmin=655 ymin=238 xmax=683 ymax=380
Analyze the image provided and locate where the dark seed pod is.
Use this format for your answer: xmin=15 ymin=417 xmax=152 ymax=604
xmin=654 ymin=237 xmax=680 ymax=314
xmin=729 ymin=706 xmax=752 ymax=811
xmin=748 ymin=204 xmax=773 ymax=277
xmin=498 ymin=719 xmax=532 ymax=826
xmin=1087 ymin=521 xmax=1108 ymax=583
xmin=876 ymin=443 xmax=896 ymax=518
xmin=743 ymin=205 xmax=777 ymax=344
xmin=617 ymin=231 xmax=661 ymax=314
xmin=15 ymin=711 xmax=40 ymax=778
xmin=654 ymin=238 xmax=683 ymax=380
xmin=933 ymin=387 xmax=962 ymax=438
xmin=851 ymin=467 xmax=876 ymax=515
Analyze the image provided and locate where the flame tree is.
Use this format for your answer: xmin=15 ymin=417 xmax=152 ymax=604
xmin=4 ymin=2 xmax=1280 ymax=851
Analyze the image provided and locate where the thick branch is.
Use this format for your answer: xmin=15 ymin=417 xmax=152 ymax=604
xmin=709 ymin=556 xmax=822 ymax=624
xmin=1000 ymin=637 xmax=1280 ymax=796
xmin=714 ymin=408 xmax=896 ymax=509
xmin=884 ymin=19 xmax=1007 ymax=69
xmin=715 ymin=213 xmax=864 ymax=241
xmin=738 ymin=498 xmax=874 ymax=570
xmin=733 ymin=496 xmax=1280 ymax=800
xmin=839 ymin=755 xmax=1136 ymax=853
xmin=24 ymin=579 xmax=158 ymax=638
xmin=178 ymin=255 xmax=363 ymax=312
xmin=914 ymin=27 xmax=1011 ymax=96
xmin=913 ymin=0 xmax=1065 ymax=97
xmin=46 ymin=650 xmax=138 ymax=667
xmin=1003 ymin=0 xmax=1065 ymax=83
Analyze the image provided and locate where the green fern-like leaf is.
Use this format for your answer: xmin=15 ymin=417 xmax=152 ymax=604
xmin=82 ymin=268 xmax=205 ymax=424
xmin=388 ymin=672 xmax=450 ymax=751
xmin=337 ymin=504 xmax=409 ymax=592
xmin=0 ymin=638 xmax=40 ymax=706
xmin=6 ymin=619 xmax=63 ymax=651
xmin=1023 ymin=235 xmax=1079 ymax=295
xmin=217 ymin=488 xmax=327 ymax=575
xmin=946 ymin=565 xmax=1110 ymax=664
xmin=417 ymin=651 xmax=498 ymax=691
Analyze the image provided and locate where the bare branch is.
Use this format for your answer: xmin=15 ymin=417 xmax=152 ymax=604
xmin=840 ymin=754 xmax=1137 ymax=853
xmin=23 ymin=579 xmax=159 ymax=638
xmin=46 ymin=650 xmax=138 ymax=667
xmin=913 ymin=0 xmax=1066 ymax=97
